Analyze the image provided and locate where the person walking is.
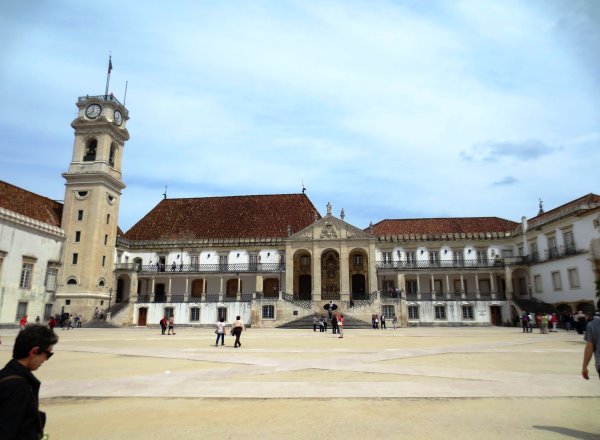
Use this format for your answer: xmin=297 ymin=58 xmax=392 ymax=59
xmin=231 ymin=315 xmax=245 ymax=348
xmin=582 ymin=312 xmax=600 ymax=380
xmin=338 ymin=314 xmax=344 ymax=338
xmin=380 ymin=313 xmax=386 ymax=330
xmin=159 ymin=316 xmax=167 ymax=335
xmin=392 ymin=315 xmax=398 ymax=330
xmin=0 ymin=325 xmax=58 ymax=439
xmin=19 ymin=315 xmax=28 ymax=331
xmin=215 ymin=317 xmax=226 ymax=347
xmin=167 ymin=315 xmax=175 ymax=335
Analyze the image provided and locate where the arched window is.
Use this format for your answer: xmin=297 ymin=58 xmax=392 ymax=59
xmin=66 ymin=278 xmax=78 ymax=285
xmin=84 ymin=139 xmax=97 ymax=161
xmin=109 ymin=142 xmax=116 ymax=166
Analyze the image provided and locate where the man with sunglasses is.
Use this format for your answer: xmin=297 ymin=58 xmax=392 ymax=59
xmin=0 ymin=325 xmax=58 ymax=439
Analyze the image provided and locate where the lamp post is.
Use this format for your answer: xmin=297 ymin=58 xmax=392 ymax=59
xmin=107 ymin=287 xmax=113 ymax=321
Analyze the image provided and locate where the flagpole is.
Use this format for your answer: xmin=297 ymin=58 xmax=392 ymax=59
xmin=104 ymin=55 xmax=112 ymax=98
xmin=123 ymin=81 xmax=128 ymax=106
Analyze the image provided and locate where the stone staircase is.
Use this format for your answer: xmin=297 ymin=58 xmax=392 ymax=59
xmin=277 ymin=314 xmax=372 ymax=329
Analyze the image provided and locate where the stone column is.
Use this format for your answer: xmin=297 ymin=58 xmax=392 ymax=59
xmin=285 ymin=246 xmax=293 ymax=296
xmin=475 ymin=274 xmax=480 ymax=299
xmin=490 ymin=272 xmax=496 ymax=298
xmin=202 ymin=278 xmax=207 ymax=301
xmin=184 ymin=277 xmax=189 ymax=302
xmin=151 ymin=278 xmax=155 ymax=301
xmin=313 ymin=244 xmax=322 ymax=301
xmin=430 ymin=273 xmax=435 ymax=299
xmin=236 ymin=275 xmax=241 ymax=301
xmin=445 ymin=274 xmax=451 ymax=298
xmin=255 ymin=275 xmax=263 ymax=295
xmin=416 ymin=275 xmax=421 ymax=300
xmin=167 ymin=277 xmax=172 ymax=302
xmin=504 ymin=266 xmax=513 ymax=298
xmin=219 ymin=276 xmax=224 ymax=301
xmin=340 ymin=242 xmax=349 ymax=302
xmin=460 ymin=274 xmax=465 ymax=299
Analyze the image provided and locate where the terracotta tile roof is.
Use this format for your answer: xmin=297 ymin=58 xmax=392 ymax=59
xmin=369 ymin=217 xmax=518 ymax=237
xmin=529 ymin=193 xmax=600 ymax=222
xmin=124 ymin=194 xmax=320 ymax=241
xmin=0 ymin=180 xmax=63 ymax=227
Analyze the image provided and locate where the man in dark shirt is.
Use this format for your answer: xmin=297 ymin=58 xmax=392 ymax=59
xmin=0 ymin=325 xmax=58 ymax=439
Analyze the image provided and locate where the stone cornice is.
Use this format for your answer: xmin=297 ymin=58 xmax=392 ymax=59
xmin=0 ymin=207 xmax=65 ymax=238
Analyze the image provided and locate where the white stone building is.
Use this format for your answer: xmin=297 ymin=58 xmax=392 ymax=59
xmin=0 ymin=91 xmax=598 ymax=328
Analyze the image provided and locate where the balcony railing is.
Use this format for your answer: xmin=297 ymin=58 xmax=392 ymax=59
xmin=376 ymin=259 xmax=506 ymax=270
xmin=544 ymin=245 xmax=579 ymax=261
xmin=138 ymin=263 xmax=285 ymax=274
xmin=79 ymin=94 xmax=124 ymax=107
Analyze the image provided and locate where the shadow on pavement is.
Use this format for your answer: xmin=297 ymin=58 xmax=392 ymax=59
xmin=532 ymin=425 xmax=600 ymax=440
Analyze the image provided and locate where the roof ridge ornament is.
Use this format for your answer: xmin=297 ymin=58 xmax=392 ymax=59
xmin=326 ymin=202 xmax=332 ymax=216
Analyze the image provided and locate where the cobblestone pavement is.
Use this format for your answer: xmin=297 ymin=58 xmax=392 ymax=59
xmin=1 ymin=326 xmax=598 ymax=439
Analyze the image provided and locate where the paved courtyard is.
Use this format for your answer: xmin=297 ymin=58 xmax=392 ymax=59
xmin=1 ymin=326 xmax=598 ymax=439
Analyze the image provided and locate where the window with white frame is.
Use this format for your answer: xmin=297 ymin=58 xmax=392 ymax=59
xmin=190 ymin=255 xmax=199 ymax=269
xmin=353 ymin=255 xmax=363 ymax=267
xmin=529 ymin=241 xmax=538 ymax=259
xmin=408 ymin=305 xmax=419 ymax=319
xmin=568 ymin=268 xmax=580 ymax=288
xmin=262 ymin=305 xmax=275 ymax=319
xmin=45 ymin=266 xmax=58 ymax=292
xmin=406 ymin=280 xmax=417 ymax=295
xmin=453 ymin=251 xmax=464 ymax=266
xmin=164 ymin=307 xmax=174 ymax=319
xmin=534 ymin=275 xmax=542 ymax=292
xmin=547 ymin=236 xmax=557 ymax=258
xmin=382 ymin=252 xmax=392 ymax=265
xmin=381 ymin=305 xmax=395 ymax=318
xmin=219 ymin=255 xmax=228 ymax=270
xmin=190 ymin=307 xmax=200 ymax=321
xmin=406 ymin=251 xmax=416 ymax=267
xmin=434 ymin=305 xmax=446 ymax=320
xmin=249 ymin=254 xmax=259 ymax=270
xmin=429 ymin=251 xmax=440 ymax=266
xmin=44 ymin=304 xmax=53 ymax=321
xmin=476 ymin=250 xmax=488 ymax=264
xmin=217 ymin=307 xmax=227 ymax=321
xmin=551 ymin=271 xmax=562 ymax=290
xmin=20 ymin=261 xmax=34 ymax=289
xmin=563 ymin=230 xmax=575 ymax=253
xmin=16 ymin=301 xmax=27 ymax=321
xmin=462 ymin=305 xmax=474 ymax=320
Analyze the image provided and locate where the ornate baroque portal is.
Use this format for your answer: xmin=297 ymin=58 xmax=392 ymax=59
xmin=321 ymin=250 xmax=340 ymax=299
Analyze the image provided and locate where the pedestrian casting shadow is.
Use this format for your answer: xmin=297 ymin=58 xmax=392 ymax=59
xmin=533 ymin=425 xmax=600 ymax=439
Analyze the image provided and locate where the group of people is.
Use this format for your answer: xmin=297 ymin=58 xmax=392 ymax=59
xmin=312 ymin=314 xmax=345 ymax=337
xmin=371 ymin=314 xmax=399 ymax=329
xmin=159 ymin=315 xmax=176 ymax=335
xmin=521 ymin=310 xmax=596 ymax=335
xmin=215 ymin=316 xmax=246 ymax=347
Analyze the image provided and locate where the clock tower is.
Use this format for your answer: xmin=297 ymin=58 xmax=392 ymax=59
xmin=55 ymin=94 xmax=130 ymax=317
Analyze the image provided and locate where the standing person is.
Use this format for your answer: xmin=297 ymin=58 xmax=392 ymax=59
xmin=327 ymin=301 xmax=334 ymax=320
xmin=331 ymin=314 xmax=338 ymax=334
xmin=338 ymin=314 xmax=344 ymax=339
xmin=159 ymin=316 xmax=167 ymax=335
xmin=19 ymin=315 xmax=28 ymax=331
xmin=167 ymin=315 xmax=175 ymax=335
xmin=540 ymin=314 xmax=549 ymax=334
xmin=34 ymin=316 xmax=40 ymax=325
xmin=215 ymin=317 xmax=226 ymax=347
xmin=231 ymin=315 xmax=245 ymax=348
xmin=582 ymin=312 xmax=600 ymax=381
xmin=312 ymin=315 xmax=318 ymax=332
xmin=48 ymin=316 xmax=56 ymax=331
xmin=549 ymin=313 xmax=558 ymax=332
xmin=392 ymin=315 xmax=398 ymax=330
xmin=380 ymin=313 xmax=386 ymax=330
xmin=0 ymin=324 xmax=58 ymax=439
xmin=521 ymin=312 xmax=530 ymax=333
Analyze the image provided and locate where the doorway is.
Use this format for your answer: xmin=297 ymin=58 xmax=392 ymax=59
xmin=490 ymin=306 xmax=502 ymax=326
xmin=352 ymin=274 xmax=366 ymax=299
xmin=299 ymin=275 xmax=311 ymax=300
xmin=137 ymin=308 xmax=147 ymax=326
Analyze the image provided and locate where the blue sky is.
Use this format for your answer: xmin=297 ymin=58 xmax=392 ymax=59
xmin=1 ymin=0 xmax=598 ymax=232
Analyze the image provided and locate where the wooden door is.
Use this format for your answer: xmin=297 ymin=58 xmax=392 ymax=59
xmin=138 ymin=308 xmax=147 ymax=326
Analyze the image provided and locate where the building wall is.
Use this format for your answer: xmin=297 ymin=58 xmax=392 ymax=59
xmin=0 ymin=212 xmax=64 ymax=324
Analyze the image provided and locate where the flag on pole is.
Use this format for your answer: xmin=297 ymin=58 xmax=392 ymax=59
xmin=108 ymin=56 xmax=113 ymax=74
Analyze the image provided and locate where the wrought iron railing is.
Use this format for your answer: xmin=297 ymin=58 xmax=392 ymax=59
xmin=282 ymin=293 xmax=313 ymax=310
xmin=376 ymin=260 xmax=506 ymax=270
xmin=79 ymin=94 xmax=124 ymax=107
xmin=139 ymin=263 xmax=285 ymax=274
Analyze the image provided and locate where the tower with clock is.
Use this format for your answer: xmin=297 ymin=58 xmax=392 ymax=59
xmin=55 ymin=94 xmax=130 ymax=317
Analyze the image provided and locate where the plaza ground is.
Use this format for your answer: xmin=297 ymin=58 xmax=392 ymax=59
xmin=0 ymin=326 xmax=598 ymax=439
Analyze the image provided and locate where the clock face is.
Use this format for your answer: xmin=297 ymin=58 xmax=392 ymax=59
xmin=86 ymin=104 xmax=102 ymax=119
xmin=114 ymin=110 xmax=123 ymax=126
